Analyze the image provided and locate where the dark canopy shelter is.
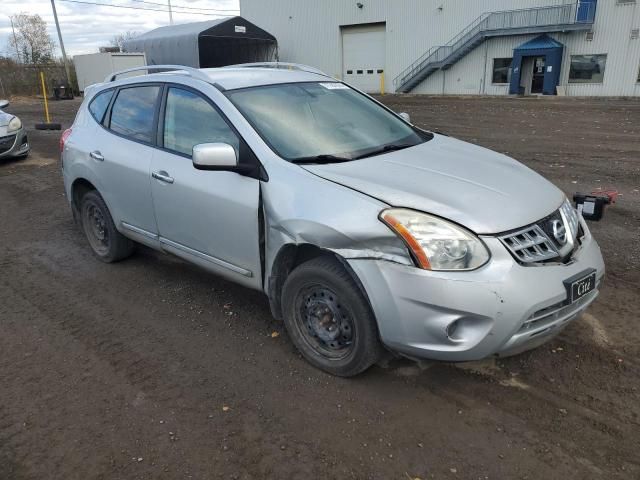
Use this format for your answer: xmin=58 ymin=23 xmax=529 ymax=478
xmin=123 ymin=16 xmax=277 ymax=68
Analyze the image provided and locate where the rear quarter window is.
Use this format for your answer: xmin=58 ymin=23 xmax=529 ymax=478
xmin=88 ymin=89 xmax=114 ymax=124
xmin=109 ymin=86 xmax=160 ymax=144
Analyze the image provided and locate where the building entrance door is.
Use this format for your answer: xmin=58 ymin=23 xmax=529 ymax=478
xmin=531 ymin=57 xmax=546 ymax=94
xmin=577 ymin=0 xmax=597 ymax=23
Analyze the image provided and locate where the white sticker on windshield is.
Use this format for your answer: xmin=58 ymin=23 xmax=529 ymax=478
xmin=320 ymin=83 xmax=349 ymax=90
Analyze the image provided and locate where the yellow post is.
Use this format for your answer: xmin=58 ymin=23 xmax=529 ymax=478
xmin=40 ymin=71 xmax=51 ymax=124
xmin=380 ymin=72 xmax=385 ymax=95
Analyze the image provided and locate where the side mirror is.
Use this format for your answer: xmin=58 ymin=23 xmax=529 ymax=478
xmin=192 ymin=143 xmax=238 ymax=170
xmin=398 ymin=112 xmax=411 ymax=123
xmin=0 ymin=100 xmax=9 ymax=109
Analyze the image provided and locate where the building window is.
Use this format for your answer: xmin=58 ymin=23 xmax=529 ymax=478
xmin=569 ymin=54 xmax=607 ymax=83
xmin=492 ymin=58 xmax=512 ymax=84
xmin=637 ymin=64 xmax=640 ymax=83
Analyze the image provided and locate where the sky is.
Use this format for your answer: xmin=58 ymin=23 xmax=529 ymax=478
xmin=0 ymin=0 xmax=240 ymax=58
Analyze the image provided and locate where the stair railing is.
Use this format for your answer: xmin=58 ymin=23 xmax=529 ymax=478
xmin=394 ymin=3 xmax=593 ymax=91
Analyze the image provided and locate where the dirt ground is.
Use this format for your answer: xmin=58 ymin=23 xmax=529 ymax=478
xmin=1 ymin=95 xmax=639 ymax=480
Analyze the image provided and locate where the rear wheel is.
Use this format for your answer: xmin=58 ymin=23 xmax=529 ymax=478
xmin=80 ymin=190 xmax=134 ymax=263
xmin=282 ymin=256 xmax=382 ymax=377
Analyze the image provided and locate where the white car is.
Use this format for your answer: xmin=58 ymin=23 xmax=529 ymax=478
xmin=0 ymin=100 xmax=29 ymax=160
xmin=61 ymin=64 xmax=604 ymax=376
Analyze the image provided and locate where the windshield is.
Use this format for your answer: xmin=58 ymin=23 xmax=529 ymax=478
xmin=225 ymin=82 xmax=430 ymax=162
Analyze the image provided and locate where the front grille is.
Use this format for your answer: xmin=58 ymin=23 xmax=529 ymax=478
xmin=538 ymin=210 xmax=564 ymax=249
xmin=499 ymin=224 xmax=558 ymax=263
xmin=0 ymin=134 xmax=16 ymax=154
xmin=499 ymin=201 xmax=582 ymax=265
xmin=560 ymin=199 xmax=579 ymax=241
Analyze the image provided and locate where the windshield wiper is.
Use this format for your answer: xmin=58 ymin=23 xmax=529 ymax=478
xmin=291 ymin=143 xmax=416 ymax=164
xmin=290 ymin=154 xmax=353 ymax=165
xmin=355 ymin=143 xmax=415 ymax=160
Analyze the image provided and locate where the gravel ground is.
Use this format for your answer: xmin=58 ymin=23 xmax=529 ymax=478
xmin=0 ymin=95 xmax=639 ymax=480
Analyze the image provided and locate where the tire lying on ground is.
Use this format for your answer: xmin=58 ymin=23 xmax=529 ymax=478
xmin=282 ymin=255 xmax=383 ymax=377
xmin=34 ymin=122 xmax=62 ymax=130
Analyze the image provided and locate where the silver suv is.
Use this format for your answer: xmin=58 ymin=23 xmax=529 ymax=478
xmin=62 ymin=64 xmax=604 ymax=376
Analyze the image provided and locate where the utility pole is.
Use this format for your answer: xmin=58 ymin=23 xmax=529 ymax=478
xmin=9 ymin=16 xmax=21 ymax=63
xmin=167 ymin=0 xmax=174 ymax=24
xmin=50 ymin=0 xmax=72 ymax=85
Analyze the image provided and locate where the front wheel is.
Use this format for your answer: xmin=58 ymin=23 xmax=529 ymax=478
xmin=282 ymin=256 xmax=382 ymax=377
xmin=80 ymin=190 xmax=134 ymax=263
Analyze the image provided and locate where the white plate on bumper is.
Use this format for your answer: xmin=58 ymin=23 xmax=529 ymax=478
xmin=564 ymin=269 xmax=597 ymax=303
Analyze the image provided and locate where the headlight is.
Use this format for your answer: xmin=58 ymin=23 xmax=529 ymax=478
xmin=380 ymin=208 xmax=490 ymax=271
xmin=7 ymin=116 xmax=22 ymax=133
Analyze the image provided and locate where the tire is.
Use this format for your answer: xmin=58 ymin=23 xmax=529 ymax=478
xmin=80 ymin=190 xmax=134 ymax=263
xmin=34 ymin=123 xmax=62 ymax=131
xmin=282 ymin=255 xmax=382 ymax=377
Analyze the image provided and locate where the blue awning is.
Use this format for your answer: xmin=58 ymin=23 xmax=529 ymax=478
xmin=509 ymin=34 xmax=565 ymax=95
xmin=514 ymin=34 xmax=564 ymax=51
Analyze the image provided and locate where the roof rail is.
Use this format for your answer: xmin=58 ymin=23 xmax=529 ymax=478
xmin=224 ymin=62 xmax=331 ymax=78
xmin=104 ymin=65 xmax=211 ymax=83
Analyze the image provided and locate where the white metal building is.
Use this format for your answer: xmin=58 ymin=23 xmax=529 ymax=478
xmin=240 ymin=0 xmax=640 ymax=96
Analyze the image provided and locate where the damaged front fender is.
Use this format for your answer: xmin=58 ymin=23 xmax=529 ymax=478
xmin=269 ymin=218 xmax=413 ymax=266
xmin=259 ymin=163 xmax=414 ymax=317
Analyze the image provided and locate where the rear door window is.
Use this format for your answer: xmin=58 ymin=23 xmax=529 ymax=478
xmin=109 ymin=85 xmax=160 ymax=144
xmin=162 ymin=87 xmax=240 ymax=156
xmin=88 ymin=89 xmax=113 ymax=124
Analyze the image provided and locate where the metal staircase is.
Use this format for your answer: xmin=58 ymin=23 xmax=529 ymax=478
xmin=394 ymin=3 xmax=596 ymax=93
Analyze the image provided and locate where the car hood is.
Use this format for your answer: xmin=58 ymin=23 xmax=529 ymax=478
xmin=302 ymin=134 xmax=564 ymax=234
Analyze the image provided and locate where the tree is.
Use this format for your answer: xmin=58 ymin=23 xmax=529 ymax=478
xmin=9 ymin=13 xmax=56 ymax=64
xmin=110 ymin=31 xmax=140 ymax=52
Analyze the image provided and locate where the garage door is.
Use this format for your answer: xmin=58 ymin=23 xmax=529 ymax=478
xmin=341 ymin=23 xmax=386 ymax=93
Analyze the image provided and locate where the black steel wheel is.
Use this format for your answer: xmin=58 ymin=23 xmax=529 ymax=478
xmin=296 ymin=285 xmax=355 ymax=360
xmin=82 ymin=199 xmax=110 ymax=256
xmin=282 ymin=255 xmax=382 ymax=376
xmin=80 ymin=190 xmax=134 ymax=263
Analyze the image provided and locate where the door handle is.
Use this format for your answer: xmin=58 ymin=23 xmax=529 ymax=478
xmin=152 ymin=171 xmax=174 ymax=184
xmin=90 ymin=150 xmax=104 ymax=162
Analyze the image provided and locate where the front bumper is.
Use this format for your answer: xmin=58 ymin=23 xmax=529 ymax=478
xmin=0 ymin=129 xmax=29 ymax=159
xmin=348 ymin=218 xmax=605 ymax=362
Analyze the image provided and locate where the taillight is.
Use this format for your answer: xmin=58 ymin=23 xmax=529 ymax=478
xmin=60 ymin=128 xmax=72 ymax=153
